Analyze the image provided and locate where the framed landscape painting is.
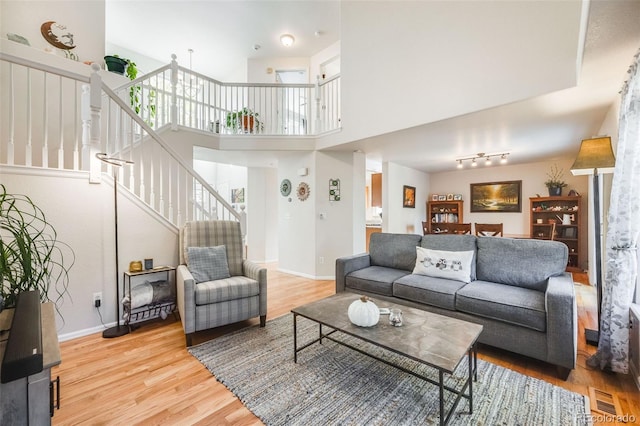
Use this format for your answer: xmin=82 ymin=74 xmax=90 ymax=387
xmin=470 ymin=180 xmax=521 ymax=212
xmin=403 ymin=185 xmax=416 ymax=208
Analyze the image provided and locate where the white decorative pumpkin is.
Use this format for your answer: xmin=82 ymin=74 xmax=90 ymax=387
xmin=348 ymin=296 xmax=380 ymax=327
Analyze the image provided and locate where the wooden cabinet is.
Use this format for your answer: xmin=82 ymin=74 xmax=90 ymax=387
xmin=426 ymin=200 xmax=463 ymax=234
xmin=530 ymin=196 xmax=582 ymax=272
xmin=366 ymin=226 xmax=382 ymax=252
xmin=371 ymin=173 xmax=382 ymax=207
xmin=0 ymin=303 xmax=61 ymax=425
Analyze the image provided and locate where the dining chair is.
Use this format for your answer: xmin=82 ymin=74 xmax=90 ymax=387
xmin=474 ymin=223 xmax=504 ymax=237
xmin=422 ymin=221 xmax=430 ymax=235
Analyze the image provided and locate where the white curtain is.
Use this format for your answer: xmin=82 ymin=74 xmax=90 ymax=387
xmin=588 ymin=50 xmax=640 ymax=373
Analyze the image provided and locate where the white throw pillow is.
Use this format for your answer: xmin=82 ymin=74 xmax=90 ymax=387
xmin=413 ymin=246 xmax=474 ymax=283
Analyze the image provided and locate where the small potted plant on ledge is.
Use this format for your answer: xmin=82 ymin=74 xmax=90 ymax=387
xmin=545 ymin=164 xmax=568 ymax=196
xmin=225 ymin=107 xmax=263 ymax=134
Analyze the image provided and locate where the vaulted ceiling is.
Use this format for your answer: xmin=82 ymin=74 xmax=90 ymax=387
xmin=107 ymin=1 xmax=640 ymax=173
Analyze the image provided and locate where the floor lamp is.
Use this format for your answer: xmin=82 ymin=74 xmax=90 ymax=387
xmin=570 ymin=137 xmax=616 ymax=346
xmin=97 ymin=153 xmax=134 ymax=339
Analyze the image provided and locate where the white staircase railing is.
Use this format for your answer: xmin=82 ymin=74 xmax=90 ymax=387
xmin=112 ymin=55 xmax=341 ymax=136
xmin=0 ymin=52 xmax=241 ymax=229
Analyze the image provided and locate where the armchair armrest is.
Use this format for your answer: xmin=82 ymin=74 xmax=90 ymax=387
xmin=335 ymin=253 xmax=371 ymax=293
xmin=545 ymin=272 xmax=577 ymax=369
xmin=243 ymin=260 xmax=267 ymax=316
xmin=176 ymin=264 xmax=196 ymax=335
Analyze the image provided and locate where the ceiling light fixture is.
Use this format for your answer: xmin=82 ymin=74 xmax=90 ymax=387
xmin=455 ymin=152 xmax=510 ymax=169
xmin=280 ymin=34 xmax=295 ymax=47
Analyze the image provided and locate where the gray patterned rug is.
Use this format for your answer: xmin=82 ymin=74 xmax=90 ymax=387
xmin=189 ymin=314 xmax=590 ymax=425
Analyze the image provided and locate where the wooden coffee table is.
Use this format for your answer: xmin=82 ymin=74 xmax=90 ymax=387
xmin=291 ymin=293 xmax=483 ymax=426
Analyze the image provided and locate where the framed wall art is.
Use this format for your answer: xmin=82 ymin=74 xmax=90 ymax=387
xmin=470 ymin=180 xmax=522 ymax=213
xmin=403 ymin=185 xmax=416 ymax=208
xmin=231 ymin=188 xmax=245 ymax=204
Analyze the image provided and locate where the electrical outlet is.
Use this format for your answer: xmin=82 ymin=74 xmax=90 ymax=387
xmin=93 ymin=292 xmax=102 ymax=308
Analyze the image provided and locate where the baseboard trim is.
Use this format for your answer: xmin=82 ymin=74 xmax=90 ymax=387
xmin=58 ymin=322 xmax=115 ymax=342
xmin=276 ymin=268 xmax=333 ymax=281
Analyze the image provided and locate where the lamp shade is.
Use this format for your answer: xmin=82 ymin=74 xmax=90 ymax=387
xmin=570 ymin=136 xmax=616 ymax=176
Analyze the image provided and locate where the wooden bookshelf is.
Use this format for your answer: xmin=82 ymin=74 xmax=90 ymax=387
xmin=530 ymin=196 xmax=582 ymax=272
xmin=427 ymin=200 xmax=463 ymax=234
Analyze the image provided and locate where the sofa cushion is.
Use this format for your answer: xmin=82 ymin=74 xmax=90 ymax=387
xmin=369 ymin=233 xmax=422 ymax=271
xmin=455 ymin=281 xmax=546 ymax=332
xmin=195 ymin=276 xmax=259 ymax=305
xmin=393 ymin=274 xmax=468 ymax=310
xmin=346 ymin=266 xmax=410 ymax=296
xmin=187 ymin=245 xmax=231 ymax=283
xmin=476 ymin=237 xmax=568 ymax=291
xmin=413 ymin=247 xmax=474 ymax=283
xmin=421 ymin=234 xmax=478 ymax=280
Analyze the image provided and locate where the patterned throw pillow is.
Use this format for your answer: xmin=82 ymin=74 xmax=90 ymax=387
xmin=413 ymin=246 xmax=474 ymax=283
xmin=187 ymin=246 xmax=231 ymax=283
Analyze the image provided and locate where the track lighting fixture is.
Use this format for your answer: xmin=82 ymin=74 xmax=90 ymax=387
xmin=455 ymin=152 xmax=510 ymax=169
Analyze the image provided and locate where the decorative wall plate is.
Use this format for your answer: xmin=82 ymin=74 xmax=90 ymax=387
xmin=41 ymin=21 xmax=76 ymax=50
xmin=297 ymin=182 xmax=310 ymax=201
xmin=329 ymin=178 xmax=341 ymax=201
xmin=280 ymin=179 xmax=292 ymax=196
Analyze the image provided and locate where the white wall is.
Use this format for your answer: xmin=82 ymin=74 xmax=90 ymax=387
xmin=429 ymin=157 xmax=590 ymax=270
xmin=1 ymin=168 xmax=179 ymax=339
xmin=315 ymin=151 xmax=360 ymax=278
xmin=352 ymin=151 xmax=366 ymax=254
xmin=278 ymin=152 xmax=317 ymax=277
xmin=337 ymin=1 xmax=583 ymax=145
xmin=1 ymin=0 xmax=106 ymax=65
xmin=310 ymin=41 xmax=341 ymax=82
xmin=247 ymin=57 xmax=310 ymax=83
xmin=382 ymin=162 xmax=429 ymax=235
xmin=247 ymin=167 xmax=278 ymax=263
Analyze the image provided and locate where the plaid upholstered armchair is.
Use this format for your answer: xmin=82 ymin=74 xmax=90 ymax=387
xmin=176 ymin=220 xmax=267 ymax=346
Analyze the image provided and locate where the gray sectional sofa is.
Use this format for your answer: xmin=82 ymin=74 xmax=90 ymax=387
xmin=335 ymin=233 xmax=577 ymax=379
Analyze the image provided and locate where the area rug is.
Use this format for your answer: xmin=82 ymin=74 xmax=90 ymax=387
xmin=189 ymin=315 xmax=590 ymax=425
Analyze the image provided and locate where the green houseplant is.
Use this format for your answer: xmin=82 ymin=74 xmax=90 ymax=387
xmin=0 ymin=184 xmax=74 ymax=312
xmin=226 ymin=108 xmax=263 ymax=134
xmin=104 ymin=55 xmax=156 ymax=125
xmin=545 ymin=164 xmax=568 ymax=196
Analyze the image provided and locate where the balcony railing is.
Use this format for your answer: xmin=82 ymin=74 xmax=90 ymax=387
xmin=112 ymin=55 xmax=341 ymax=136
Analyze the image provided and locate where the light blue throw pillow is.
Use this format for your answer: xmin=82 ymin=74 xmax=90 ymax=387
xmin=187 ymin=245 xmax=231 ymax=283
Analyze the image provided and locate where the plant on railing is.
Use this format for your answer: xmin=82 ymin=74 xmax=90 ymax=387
xmin=0 ymin=184 xmax=74 ymax=316
xmin=111 ymin=56 xmax=157 ymax=126
xmin=226 ymin=107 xmax=263 ymax=134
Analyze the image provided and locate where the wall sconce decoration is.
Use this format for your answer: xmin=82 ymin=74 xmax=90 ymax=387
xmin=297 ymin=182 xmax=310 ymax=201
xmin=329 ymin=179 xmax=341 ymax=201
xmin=456 ymin=152 xmax=509 ymax=169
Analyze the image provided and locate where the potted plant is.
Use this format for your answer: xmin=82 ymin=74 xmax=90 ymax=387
xmin=104 ymin=55 xmax=132 ymax=76
xmin=0 ymin=184 xmax=74 ymax=313
xmin=545 ymin=164 xmax=568 ymax=196
xmin=104 ymin=56 xmax=157 ymax=126
xmin=226 ymin=107 xmax=263 ymax=134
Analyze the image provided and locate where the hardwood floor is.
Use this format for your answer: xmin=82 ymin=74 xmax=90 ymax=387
xmin=52 ymin=267 xmax=639 ymax=425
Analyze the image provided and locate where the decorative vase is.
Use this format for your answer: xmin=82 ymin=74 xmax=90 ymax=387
xmin=104 ymin=56 xmax=128 ymax=75
xmin=347 ymin=296 xmax=380 ymax=327
xmin=548 ymin=186 xmax=562 ymax=196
